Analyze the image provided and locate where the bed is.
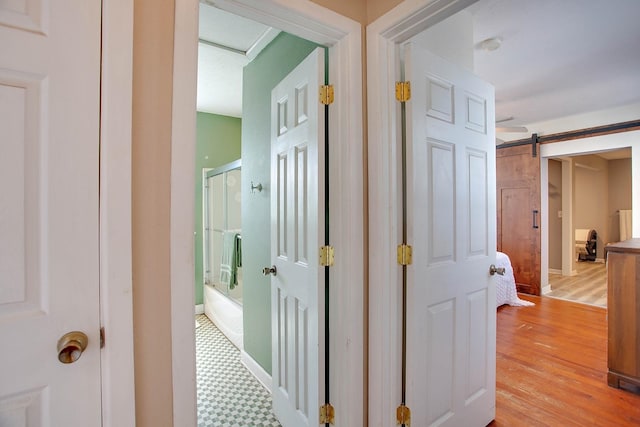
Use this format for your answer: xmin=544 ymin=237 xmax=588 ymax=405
xmin=496 ymin=251 xmax=535 ymax=307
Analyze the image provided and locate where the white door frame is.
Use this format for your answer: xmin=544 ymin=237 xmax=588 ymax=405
xmin=175 ymin=0 xmax=364 ymax=425
xmin=366 ymin=1 xmax=479 ymax=425
xmin=100 ymin=0 xmax=135 ymax=426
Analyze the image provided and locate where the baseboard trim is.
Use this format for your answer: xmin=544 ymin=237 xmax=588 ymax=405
xmin=549 ymin=268 xmax=562 ymax=275
xmin=195 ymin=304 xmax=204 ymax=315
xmin=240 ymin=350 xmax=271 ymax=393
xmin=541 ymin=285 xmax=552 ymax=294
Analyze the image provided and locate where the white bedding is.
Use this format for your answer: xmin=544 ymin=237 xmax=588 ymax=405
xmin=496 ymin=252 xmax=535 ymax=307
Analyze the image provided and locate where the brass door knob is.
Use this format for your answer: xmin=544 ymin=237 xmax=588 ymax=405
xmin=489 ymin=264 xmax=506 ymax=276
xmin=262 ymin=266 xmax=277 ymax=276
xmin=57 ymin=331 xmax=88 ymax=364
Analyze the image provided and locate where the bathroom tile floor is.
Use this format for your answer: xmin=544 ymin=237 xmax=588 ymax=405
xmin=196 ymin=314 xmax=281 ymax=427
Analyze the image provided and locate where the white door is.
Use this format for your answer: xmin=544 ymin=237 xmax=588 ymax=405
xmin=0 ymin=2 xmax=102 ymax=426
xmin=270 ymin=48 xmax=325 ymax=427
xmin=405 ymin=43 xmax=497 ymax=426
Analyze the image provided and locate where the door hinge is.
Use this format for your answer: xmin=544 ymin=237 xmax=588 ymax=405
xmin=100 ymin=327 xmax=105 ymax=349
xmin=320 ymin=84 xmax=334 ymax=105
xmin=397 ymin=244 xmax=412 ymax=265
xmin=395 ymin=81 xmax=411 ymax=102
xmin=320 ymin=245 xmax=335 ymax=267
xmin=319 ymin=403 xmax=335 ymax=424
xmin=396 ymin=404 xmax=411 ymax=426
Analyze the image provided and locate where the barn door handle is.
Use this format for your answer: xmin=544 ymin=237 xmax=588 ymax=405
xmin=489 ymin=264 xmax=505 ymax=276
xmin=532 ymin=210 xmax=539 ymax=229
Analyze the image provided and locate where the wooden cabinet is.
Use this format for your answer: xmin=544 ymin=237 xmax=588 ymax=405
xmin=606 ymin=239 xmax=640 ymax=392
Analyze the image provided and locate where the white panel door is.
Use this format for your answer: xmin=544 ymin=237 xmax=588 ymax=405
xmin=405 ymin=43 xmax=497 ymax=426
xmin=0 ymin=1 xmax=102 ymax=426
xmin=271 ymin=48 xmax=325 ymax=427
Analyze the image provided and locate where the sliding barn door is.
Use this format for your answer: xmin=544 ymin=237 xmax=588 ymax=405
xmin=405 ymin=43 xmax=497 ymax=426
xmin=497 ymin=144 xmax=541 ymax=295
xmin=270 ymin=48 xmax=325 ymax=427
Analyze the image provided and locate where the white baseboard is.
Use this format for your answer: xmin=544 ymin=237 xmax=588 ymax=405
xmin=195 ymin=304 xmax=204 ymax=315
xmin=240 ymin=350 xmax=271 ymax=393
xmin=548 ymin=268 xmax=562 ymax=275
xmin=541 ymin=285 xmax=551 ymax=294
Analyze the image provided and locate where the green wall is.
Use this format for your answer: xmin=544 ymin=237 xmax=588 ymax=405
xmin=242 ymin=33 xmax=321 ymax=373
xmin=194 ymin=112 xmax=241 ymax=305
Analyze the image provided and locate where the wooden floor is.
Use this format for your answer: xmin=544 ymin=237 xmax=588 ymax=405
xmin=490 ymin=295 xmax=640 ymax=426
xmin=547 ymin=261 xmax=607 ymax=307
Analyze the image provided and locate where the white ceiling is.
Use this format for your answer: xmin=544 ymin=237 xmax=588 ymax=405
xmin=467 ymin=0 xmax=640 ymax=129
xmin=198 ymin=0 xmax=640 ymax=132
xmin=197 ymin=4 xmax=278 ymax=117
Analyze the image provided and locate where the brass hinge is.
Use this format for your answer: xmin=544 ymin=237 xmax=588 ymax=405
xmin=397 ymin=244 xmax=412 ymax=265
xmin=395 ymin=81 xmax=411 ymax=102
xmin=396 ymin=404 xmax=411 ymax=426
xmin=320 ymin=84 xmax=334 ymax=105
xmin=319 ymin=403 xmax=335 ymax=424
xmin=320 ymin=245 xmax=335 ymax=267
xmin=100 ymin=327 xmax=105 ymax=349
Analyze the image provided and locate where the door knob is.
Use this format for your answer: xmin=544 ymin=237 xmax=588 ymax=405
xmin=57 ymin=331 xmax=88 ymax=364
xmin=262 ymin=265 xmax=277 ymax=276
xmin=489 ymin=264 xmax=505 ymax=276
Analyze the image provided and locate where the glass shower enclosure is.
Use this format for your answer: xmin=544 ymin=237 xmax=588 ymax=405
xmin=203 ymin=160 xmax=242 ymax=304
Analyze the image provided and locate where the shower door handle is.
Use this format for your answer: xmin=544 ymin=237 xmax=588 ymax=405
xmin=262 ymin=265 xmax=277 ymax=276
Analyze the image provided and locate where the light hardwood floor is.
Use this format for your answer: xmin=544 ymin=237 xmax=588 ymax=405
xmin=491 ymin=295 xmax=640 ymax=426
xmin=547 ymin=261 xmax=607 ymax=307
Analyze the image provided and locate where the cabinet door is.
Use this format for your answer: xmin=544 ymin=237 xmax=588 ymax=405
xmin=497 ymin=144 xmax=541 ymax=295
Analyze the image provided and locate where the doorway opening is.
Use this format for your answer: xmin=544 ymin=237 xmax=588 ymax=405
xmin=194 ymin=4 xmax=328 ymax=425
xmin=542 ymin=147 xmax=633 ymax=308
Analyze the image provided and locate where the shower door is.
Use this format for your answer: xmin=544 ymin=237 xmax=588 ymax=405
xmin=204 ymin=160 xmax=242 ymax=303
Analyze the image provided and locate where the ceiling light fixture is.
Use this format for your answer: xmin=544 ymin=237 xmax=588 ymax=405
xmin=476 ymin=36 xmax=502 ymax=52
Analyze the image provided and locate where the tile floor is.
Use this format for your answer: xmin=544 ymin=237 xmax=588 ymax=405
xmin=196 ymin=314 xmax=281 ymax=427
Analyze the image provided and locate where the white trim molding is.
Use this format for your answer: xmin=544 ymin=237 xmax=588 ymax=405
xmin=174 ymin=1 xmax=363 ymax=425
xmin=100 ymin=0 xmax=135 ymax=426
xmin=366 ymin=1 xmax=478 ymax=426
xmin=241 ymin=350 xmax=272 ymax=392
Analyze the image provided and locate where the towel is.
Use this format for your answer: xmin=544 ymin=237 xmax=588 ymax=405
xmin=220 ymin=230 xmax=242 ymax=290
xmin=619 ymin=210 xmax=632 ymax=241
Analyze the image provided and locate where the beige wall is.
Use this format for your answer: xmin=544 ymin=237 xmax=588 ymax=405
xmin=573 ymin=155 xmax=609 ymax=260
xmin=367 ymin=0 xmax=403 ymax=23
xmin=310 ymin=0 xmax=402 ymax=24
xmin=311 ymin=0 xmax=367 ymax=23
xmin=548 ymin=160 xmax=562 ymax=270
xmin=608 ymin=158 xmax=632 ymax=242
xmin=132 ymin=0 xmax=175 ymax=425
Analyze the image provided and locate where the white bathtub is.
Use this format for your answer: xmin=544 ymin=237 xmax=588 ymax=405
xmin=204 ymin=284 xmax=243 ymax=350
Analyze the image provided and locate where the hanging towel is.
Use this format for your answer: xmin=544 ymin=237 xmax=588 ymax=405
xmin=220 ymin=230 xmax=242 ymax=290
xmin=619 ymin=210 xmax=632 ymax=241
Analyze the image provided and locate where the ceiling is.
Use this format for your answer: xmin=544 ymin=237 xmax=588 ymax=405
xmin=197 ymin=3 xmax=278 ymax=117
xmin=198 ymin=0 xmax=640 ymax=135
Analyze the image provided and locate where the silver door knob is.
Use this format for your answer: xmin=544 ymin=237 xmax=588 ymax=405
xmin=489 ymin=264 xmax=505 ymax=276
xmin=262 ymin=265 xmax=277 ymax=276
xmin=57 ymin=331 xmax=88 ymax=364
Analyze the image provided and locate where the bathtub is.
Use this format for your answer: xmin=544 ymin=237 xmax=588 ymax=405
xmin=204 ymin=284 xmax=243 ymax=350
